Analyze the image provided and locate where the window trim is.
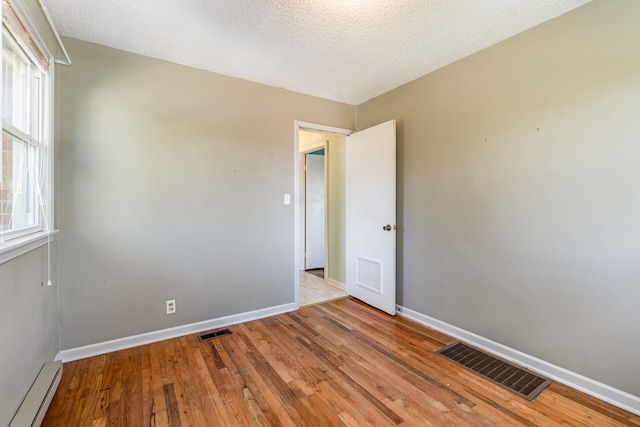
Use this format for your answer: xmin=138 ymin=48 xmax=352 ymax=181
xmin=1 ymin=0 xmax=55 ymax=262
xmin=0 ymin=228 xmax=57 ymax=264
xmin=2 ymin=0 xmax=50 ymax=71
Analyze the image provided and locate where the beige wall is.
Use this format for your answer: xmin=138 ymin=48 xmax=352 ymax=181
xmin=55 ymin=37 xmax=354 ymax=349
xmin=356 ymin=0 xmax=640 ymax=397
xmin=298 ymin=131 xmax=347 ymax=284
xmin=0 ymin=246 xmax=59 ymax=427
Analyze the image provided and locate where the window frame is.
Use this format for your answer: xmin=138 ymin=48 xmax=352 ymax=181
xmin=1 ymin=3 xmax=54 ymax=262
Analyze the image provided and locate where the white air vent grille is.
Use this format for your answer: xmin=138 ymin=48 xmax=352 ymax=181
xmin=356 ymin=257 xmax=382 ymax=293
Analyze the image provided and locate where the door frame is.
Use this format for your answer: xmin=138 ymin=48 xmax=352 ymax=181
xmin=293 ymin=121 xmax=354 ymax=308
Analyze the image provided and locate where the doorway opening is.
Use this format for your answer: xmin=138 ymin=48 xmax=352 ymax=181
xmin=295 ymin=122 xmax=352 ymax=307
xmin=303 ymin=148 xmax=325 ymax=274
xmin=294 ymin=120 xmax=397 ymax=313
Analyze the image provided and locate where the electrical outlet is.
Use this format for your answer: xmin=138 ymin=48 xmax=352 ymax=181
xmin=166 ymin=300 xmax=176 ymax=314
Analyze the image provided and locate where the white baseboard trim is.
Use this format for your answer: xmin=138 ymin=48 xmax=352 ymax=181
xmin=396 ymin=304 xmax=640 ymax=416
xmin=59 ymin=302 xmax=298 ymax=363
xmin=327 ymin=278 xmax=346 ymax=292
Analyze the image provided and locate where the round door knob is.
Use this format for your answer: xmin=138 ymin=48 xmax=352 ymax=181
xmin=383 ymin=224 xmax=392 ymax=231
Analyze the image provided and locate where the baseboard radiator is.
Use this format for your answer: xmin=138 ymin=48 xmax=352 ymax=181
xmin=9 ymin=361 xmax=62 ymax=427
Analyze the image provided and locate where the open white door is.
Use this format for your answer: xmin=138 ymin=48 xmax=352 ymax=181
xmin=346 ymin=120 xmax=396 ymax=315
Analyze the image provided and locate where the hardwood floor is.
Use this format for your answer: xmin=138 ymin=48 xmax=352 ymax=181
xmin=43 ymin=298 xmax=640 ymax=426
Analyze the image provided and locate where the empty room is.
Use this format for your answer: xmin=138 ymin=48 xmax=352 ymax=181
xmin=2 ymin=0 xmax=640 ymax=425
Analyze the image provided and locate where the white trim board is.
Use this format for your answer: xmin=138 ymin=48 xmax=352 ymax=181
xmin=327 ymin=278 xmax=346 ymax=292
xmin=296 ymin=121 xmax=354 ymax=137
xmin=396 ymin=305 xmax=640 ymax=416
xmin=59 ymin=302 xmax=297 ymax=363
xmin=0 ymin=230 xmax=58 ymax=265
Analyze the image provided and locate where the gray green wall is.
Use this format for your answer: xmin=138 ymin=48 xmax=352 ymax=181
xmin=356 ymin=0 xmax=640 ymax=397
xmin=55 ymin=37 xmax=354 ymax=349
xmin=327 ymin=135 xmax=346 ymax=284
xmin=0 ymin=246 xmax=59 ymax=427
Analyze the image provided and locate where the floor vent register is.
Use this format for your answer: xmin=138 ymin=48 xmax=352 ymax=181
xmin=437 ymin=341 xmax=551 ymax=401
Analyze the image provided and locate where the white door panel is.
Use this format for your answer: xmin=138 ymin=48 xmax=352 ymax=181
xmin=346 ymin=120 xmax=396 ymax=315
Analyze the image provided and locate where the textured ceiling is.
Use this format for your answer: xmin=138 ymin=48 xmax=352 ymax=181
xmin=42 ymin=0 xmax=591 ymax=105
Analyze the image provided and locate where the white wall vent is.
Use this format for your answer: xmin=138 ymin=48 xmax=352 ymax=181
xmin=356 ymin=256 xmax=382 ymax=293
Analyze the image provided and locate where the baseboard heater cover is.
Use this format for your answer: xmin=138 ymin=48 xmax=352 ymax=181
xmin=9 ymin=361 xmax=62 ymax=427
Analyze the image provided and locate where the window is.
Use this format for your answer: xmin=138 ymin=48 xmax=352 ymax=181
xmin=1 ymin=21 xmax=52 ymax=244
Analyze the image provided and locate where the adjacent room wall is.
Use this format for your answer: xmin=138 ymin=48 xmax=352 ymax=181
xmin=326 ymin=134 xmax=347 ymax=284
xmin=0 ymin=245 xmax=59 ymax=427
xmin=55 ymin=37 xmax=354 ymax=349
xmin=357 ymin=0 xmax=640 ymax=397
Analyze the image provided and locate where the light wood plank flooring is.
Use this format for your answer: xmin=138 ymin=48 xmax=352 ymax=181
xmin=43 ymin=298 xmax=640 ymax=426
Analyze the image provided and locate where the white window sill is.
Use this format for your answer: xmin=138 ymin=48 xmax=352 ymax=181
xmin=0 ymin=230 xmax=59 ymax=265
